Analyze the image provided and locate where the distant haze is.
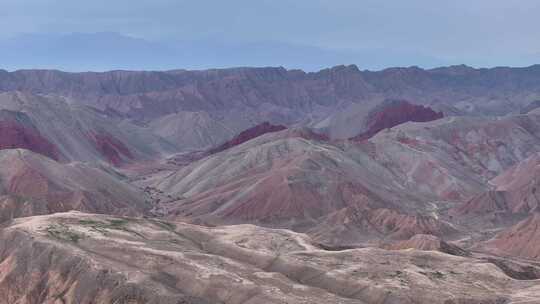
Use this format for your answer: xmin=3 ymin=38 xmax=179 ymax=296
xmin=2 ymin=0 xmax=540 ymax=71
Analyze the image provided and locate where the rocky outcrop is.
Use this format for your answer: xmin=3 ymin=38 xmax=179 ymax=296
xmin=351 ymin=100 xmax=443 ymax=141
xmin=208 ymin=122 xmax=287 ymax=154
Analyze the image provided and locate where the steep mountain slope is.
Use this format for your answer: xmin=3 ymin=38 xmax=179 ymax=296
xmin=0 ymin=91 xmax=175 ymax=164
xmin=147 ymin=127 xmax=459 ymax=245
xmin=481 ymin=212 xmax=540 ymax=260
xmin=0 ymin=109 xmax=60 ymax=160
xmin=149 ymin=111 xmax=239 ymax=151
xmin=0 ymin=149 xmax=149 ymax=222
xmin=491 ymin=152 xmax=540 ymax=211
xmin=520 ymin=100 xmax=540 ymax=114
xmin=365 ymin=113 xmax=540 ymax=201
xmin=452 ymin=152 xmax=540 ymax=227
xmin=144 ymin=111 xmax=540 ymax=247
xmin=0 ymin=211 xmax=538 ymax=304
xmin=314 ymin=99 xmax=443 ymax=140
xmin=152 ymin=129 xmax=386 ymax=222
xmin=164 ymin=122 xmax=293 ymax=166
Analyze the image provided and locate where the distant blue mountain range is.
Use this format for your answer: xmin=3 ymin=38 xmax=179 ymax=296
xmin=0 ymin=32 xmax=452 ymax=72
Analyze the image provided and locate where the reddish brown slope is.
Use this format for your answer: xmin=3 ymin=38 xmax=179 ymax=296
xmin=483 ymin=213 xmax=540 ymax=260
xmin=452 ymin=191 xmax=511 ymax=219
xmin=167 ymin=123 xmax=289 ymax=165
xmin=452 ymin=153 xmax=540 ymax=220
xmin=208 ymin=122 xmax=287 ymax=154
xmin=0 ymin=149 xmax=148 ymax=222
xmin=86 ymin=131 xmax=134 ymax=166
xmin=0 ymin=92 xmax=175 ymax=166
xmin=352 ymin=100 xmax=443 ymax=141
xmin=0 ymin=111 xmax=60 ymax=160
xmin=309 ymin=206 xmax=458 ymax=245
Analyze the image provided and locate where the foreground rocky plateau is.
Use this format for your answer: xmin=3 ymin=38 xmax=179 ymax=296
xmin=2 ymin=212 xmax=540 ymax=304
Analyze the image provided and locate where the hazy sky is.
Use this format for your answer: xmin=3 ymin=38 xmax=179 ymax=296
xmin=1 ymin=0 xmax=540 ymax=70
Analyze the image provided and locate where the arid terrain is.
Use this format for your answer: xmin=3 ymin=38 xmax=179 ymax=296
xmin=3 ymin=212 xmax=540 ymax=304
xmin=0 ymin=65 xmax=540 ymax=303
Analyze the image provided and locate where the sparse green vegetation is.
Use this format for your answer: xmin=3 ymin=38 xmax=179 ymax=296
xmin=148 ymin=219 xmax=176 ymax=231
xmin=79 ymin=218 xmax=128 ymax=230
xmin=78 ymin=219 xmax=101 ymax=226
xmin=433 ymin=271 xmax=445 ymax=279
xmin=46 ymin=224 xmax=83 ymax=243
xmin=418 ymin=270 xmax=446 ymax=280
xmin=78 ymin=218 xmax=144 ymax=238
xmin=108 ymin=219 xmax=129 ymax=228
